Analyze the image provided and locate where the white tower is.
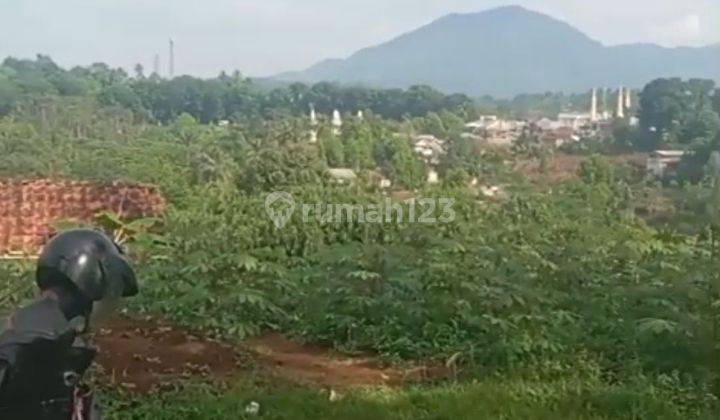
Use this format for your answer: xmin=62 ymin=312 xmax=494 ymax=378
xmin=332 ymin=109 xmax=342 ymax=136
xmin=590 ymin=88 xmax=598 ymax=122
xmin=309 ymin=106 xmax=318 ymax=143
xmin=616 ymin=87 xmax=625 ymax=119
xmin=168 ymin=39 xmax=175 ymax=79
xmin=602 ymin=87 xmax=610 ymax=120
xmin=624 ymin=88 xmax=632 ymax=109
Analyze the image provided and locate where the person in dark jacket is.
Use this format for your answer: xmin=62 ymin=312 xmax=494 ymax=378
xmin=0 ymin=229 xmax=138 ymax=419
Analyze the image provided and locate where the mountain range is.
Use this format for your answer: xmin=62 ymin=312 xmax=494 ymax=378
xmin=272 ymin=6 xmax=720 ymax=98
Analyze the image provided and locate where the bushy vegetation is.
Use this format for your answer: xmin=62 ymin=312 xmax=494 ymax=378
xmin=1 ymin=57 xmax=719 ymax=418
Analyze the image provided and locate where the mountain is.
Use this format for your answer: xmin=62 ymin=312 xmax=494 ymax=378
xmin=273 ymin=6 xmax=720 ymax=97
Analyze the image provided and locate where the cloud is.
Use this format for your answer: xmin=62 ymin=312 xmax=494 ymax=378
xmin=647 ymin=13 xmax=704 ymax=46
xmin=671 ymin=14 xmax=702 ymax=42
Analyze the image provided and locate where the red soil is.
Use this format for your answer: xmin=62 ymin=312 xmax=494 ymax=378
xmin=93 ymin=317 xmax=433 ymax=393
xmin=94 ymin=317 xmax=239 ymax=392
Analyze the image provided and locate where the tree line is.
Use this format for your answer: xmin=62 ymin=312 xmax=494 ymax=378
xmin=0 ymin=55 xmax=475 ymax=123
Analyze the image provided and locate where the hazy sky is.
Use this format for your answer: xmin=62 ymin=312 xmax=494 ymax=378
xmin=2 ymin=0 xmax=718 ymax=77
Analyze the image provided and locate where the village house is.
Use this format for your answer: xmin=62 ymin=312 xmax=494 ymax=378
xmin=646 ymin=150 xmax=686 ymax=177
xmin=412 ymin=134 xmax=447 ymax=185
xmin=0 ymin=179 xmax=165 ymax=256
xmin=327 ymin=168 xmax=358 ymax=185
xmin=465 ymin=116 xmax=527 ymax=147
xmin=465 ymin=87 xmax=631 ymax=149
xmin=413 ymin=134 xmax=446 ymax=165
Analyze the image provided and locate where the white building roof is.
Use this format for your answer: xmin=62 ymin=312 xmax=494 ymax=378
xmin=536 ymin=118 xmax=563 ymax=130
xmin=558 ymin=112 xmax=592 ymax=120
xmin=651 ymin=150 xmax=686 ymax=158
xmin=327 ymin=168 xmax=358 ymax=180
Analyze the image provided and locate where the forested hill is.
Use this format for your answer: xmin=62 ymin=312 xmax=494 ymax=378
xmin=274 ymin=5 xmax=720 ymax=97
xmin=0 ymin=56 xmax=474 ymax=123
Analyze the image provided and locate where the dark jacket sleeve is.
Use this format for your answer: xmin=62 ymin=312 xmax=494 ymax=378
xmin=0 ymin=359 xmax=8 ymax=390
xmin=0 ymin=298 xmax=81 ymax=404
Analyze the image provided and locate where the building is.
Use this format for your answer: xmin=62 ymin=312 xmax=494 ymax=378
xmin=557 ymin=113 xmax=593 ymax=130
xmin=309 ymin=106 xmax=318 ymax=143
xmin=327 ymin=168 xmax=357 ymax=184
xmin=413 ymin=135 xmax=446 ymax=165
xmin=616 ymin=87 xmax=625 ymax=118
xmin=412 ymin=135 xmax=446 ymax=185
xmin=465 ymin=115 xmax=500 ymax=130
xmin=332 ymin=110 xmax=342 ymax=136
xmin=590 ymin=87 xmax=598 ymax=121
xmin=540 ymin=126 xmax=578 ymax=147
xmin=480 ymin=185 xmax=504 ymax=198
xmin=465 ymin=116 xmax=526 ymax=147
xmin=534 ymin=87 xmax=634 ymax=146
xmin=646 ymin=150 xmax=686 ymax=177
xmin=364 ymin=170 xmax=393 ymax=189
xmin=0 ymin=179 xmax=165 ymax=256
xmin=536 ymin=118 xmax=563 ymax=131
xmin=462 ymin=87 xmax=630 ymax=150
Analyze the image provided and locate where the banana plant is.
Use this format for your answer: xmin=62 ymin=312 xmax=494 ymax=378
xmin=52 ymin=210 xmax=166 ymax=259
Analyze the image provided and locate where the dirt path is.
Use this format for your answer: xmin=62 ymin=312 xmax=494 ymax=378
xmin=94 ymin=317 xmax=240 ymax=392
xmin=246 ymin=333 xmax=404 ymax=388
xmin=93 ymin=317 xmax=420 ymax=393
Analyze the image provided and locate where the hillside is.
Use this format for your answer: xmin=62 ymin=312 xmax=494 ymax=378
xmin=274 ymin=6 xmax=720 ymax=97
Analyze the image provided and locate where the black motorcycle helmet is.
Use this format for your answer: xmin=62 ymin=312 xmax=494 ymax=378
xmin=36 ymin=229 xmax=138 ymax=304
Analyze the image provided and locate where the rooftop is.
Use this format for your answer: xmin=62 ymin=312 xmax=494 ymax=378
xmin=0 ymin=178 xmax=165 ymax=255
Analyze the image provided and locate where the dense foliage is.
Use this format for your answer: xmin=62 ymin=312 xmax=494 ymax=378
xmin=0 ymin=55 xmax=476 ymax=123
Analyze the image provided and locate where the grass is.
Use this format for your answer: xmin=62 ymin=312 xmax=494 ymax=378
xmin=104 ymin=377 xmax=699 ymax=420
